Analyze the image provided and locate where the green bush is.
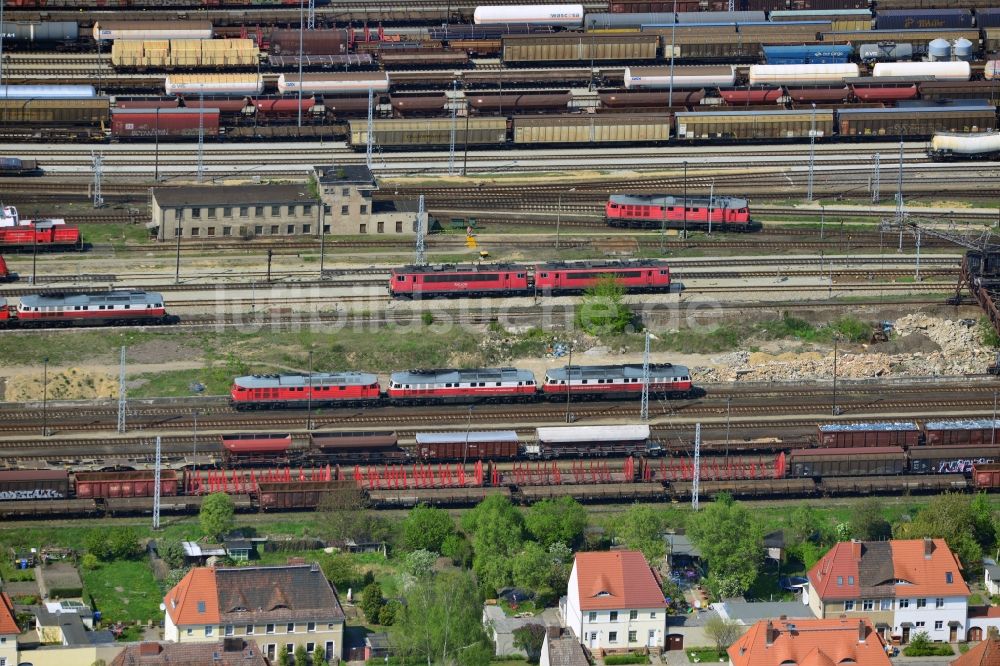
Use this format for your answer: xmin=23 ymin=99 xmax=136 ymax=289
xmin=903 ymin=632 xmax=954 ymax=657
xmin=81 ymin=553 xmax=100 ymax=570
xmin=981 ymin=317 xmax=1000 ymax=348
xmin=48 ymin=586 xmax=83 ymax=599
xmin=604 ymin=654 xmax=650 ymax=665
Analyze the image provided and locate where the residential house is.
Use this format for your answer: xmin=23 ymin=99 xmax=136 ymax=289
xmin=808 ymin=538 xmax=970 ymax=643
xmin=163 ymin=563 xmax=345 ymax=662
xmin=540 ymin=627 xmax=589 ymax=666
xmin=562 ymin=550 xmax=667 ymax=653
xmin=19 ymin=601 xmax=121 ymax=666
xmin=985 ymin=558 xmax=1000 ymax=597
xmin=727 ymin=617 xmax=892 ymax=666
xmin=364 ymin=633 xmax=390 ymax=661
xmin=951 ymin=637 xmax=1000 ymax=665
xmin=111 ymin=639 xmax=269 ymax=666
xmin=0 ymin=593 xmax=17 ymax=666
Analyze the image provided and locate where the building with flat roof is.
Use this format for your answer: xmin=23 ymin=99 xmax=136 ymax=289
xmin=150 ymin=184 xmax=320 ymax=241
xmin=313 ymin=164 xmax=428 ymax=236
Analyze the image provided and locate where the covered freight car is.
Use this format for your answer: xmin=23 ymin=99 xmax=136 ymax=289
xmin=349 ymin=118 xmax=507 ymax=149
xmin=0 ymin=98 xmax=109 ymax=125
xmin=94 ymin=20 xmax=213 ymax=41
xmin=786 ymin=446 xmax=907 ymax=477
xmin=416 ymin=431 xmax=520 ymax=461
xmin=836 ymin=105 xmax=996 ymax=138
xmin=874 ymin=8 xmax=973 ymax=30
xmin=817 ymin=422 xmax=921 ymax=448
xmin=511 ymin=114 xmax=671 ymax=144
xmin=75 ymin=470 xmax=179 ymax=499
xmin=0 ymin=470 xmax=70 ymax=500
xmin=501 ymin=33 xmax=659 ymax=63
xmin=111 ymin=108 xmax=221 ymax=140
xmin=269 ymin=29 xmax=350 ymax=55
xmin=529 ymin=425 xmax=655 ymax=458
xmin=0 ymin=85 xmax=96 ymax=99
xmin=909 ymin=445 xmax=1000 ymax=474
xmin=674 ymin=109 xmax=835 ymax=140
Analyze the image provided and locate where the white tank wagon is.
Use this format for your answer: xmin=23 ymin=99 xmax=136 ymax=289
xmin=93 ymin=20 xmax=213 ymax=41
xmin=928 ymin=132 xmax=1000 ymax=161
xmin=277 ymin=72 xmax=389 ymax=95
xmin=474 ymin=4 xmax=584 ymax=27
xmin=748 ymin=64 xmax=859 ymax=86
xmin=624 ymin=65 xmax=736 ymax=89
xmin=164 ymin=75 xmax=263 ymax=96
xmin=873 ymin=61 xmax=970 ymax=82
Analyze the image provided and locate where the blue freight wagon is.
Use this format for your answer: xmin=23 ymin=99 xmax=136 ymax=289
xmin=762 ymin=44 xmax=854 ymax=65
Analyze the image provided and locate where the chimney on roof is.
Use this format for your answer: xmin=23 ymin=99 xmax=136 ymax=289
xmin=924 ymin=537 xmax=934 ymax=559
xmin=858 ymin=620 xmax=866 ymax=644
xmin=139 ymin=642 xmax=162 ymax=656
xmin=547 ymin=626 xmax=560 ymax=640
xmin=779 ymin=615 xmax=787 ymax=620
xmin=765 ymin=621 xmax=776 ymax=646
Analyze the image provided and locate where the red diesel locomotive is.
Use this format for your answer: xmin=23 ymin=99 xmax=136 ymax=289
xmin=605 ymin=194 xmax=757 ymax=232
xmin=542 ymin=363 xmax=695 ymax=400
xmin=389 ymin=259 xmax=671 ymax=298
xmin=1 ymin=291 xmax=174 ymax=328
xmin=0 ymin=256 xmax=8 ymax=281
xmin=387 ymin=367 xmax=539 ymax=404
xmin=230 ymin=372 xmax=382 ymax=409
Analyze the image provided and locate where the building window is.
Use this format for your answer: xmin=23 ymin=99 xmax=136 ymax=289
xmin=255 ymin=225 xmax=263 ymax=235
xmin=271 ymin=205 xmax=280 ymax=216
xmin=629 ymin=610 xmax=638 ymax=621
xmin=324 ymin=204 xmax=331 ymax=215
xmin=650 ymin=612 xmax=656 ymax=619
xmin=224 ymin=207 xmax=232 ymax=217
xmin=192 ymin=207 xmax=201 ymax=218
xmin=240 ymin=207 xmax=249 ymax=218
xmin=880 ymin=599 xmax=892 ymax=611
xmin=223 ymin=226 xmax=232 ymax=236
xmin=935 ymin=598 xmax=944 ymax=608
xmin=837 ymin=576 xmax=843 ymax=586
xmin=323 ymin=224 xmax=330 ymax=233
xmin=266 ymin=624 xmax=275 ymax=634
xmin=287 ymin=623 xmax=295 ymax=633
xmin=609 ymin=631 xmax=618 ymax=643
xmin=360 ymin=205 xmax=368 ymax=214
xmin=844 ymin=600 xmax=855 ymax=611
xmin=935 ymin=621 xmax=943 ymax=630
xmin=287 ymin=225 xmax=295 ymax=234
xmin=628 ymin=631 xmax=637 ymax=643
xmin=610 ymin=611 xmax=618 ymax=622
xmin=342 ymin=187 xmax=350 ymax=196
xmin=917 ymin=598 xmax=926 ymax=608
xmin=306 ymin=643 xmax=315 ymax=653
xmin=270 ymin=225 xmax=279 ymax=235
xmin=899 ymin=599 xmax=909 ymax=608
xmin=377 ymin=221 xmax=385 ymax=233
xmin=190 ymin=227 xmax=200 ymax=237
xmin=916 ymin=621 xmax=925 ymax=628
xmin=246 ymin=625 xmax=254 ymax=635
xmin=266 ymin=645 xmax=276 ymax=660
xmin=307 ymin=622 xmax=316 ymax=633
xmin=208 ymin=208 xmax=216 ymax=218
xmin=285 ymin=644 xmax=294 ymax=655
xmin=255 ymin=206 xmax=264 ymax=217
xmin=341 ymin=205 xmax=349 ymax=215
xmin=360 ymin=224 xmax=367 ymax=234
xmin=304 ymin=204 xmax=312 ymax=215
xmin=207 ymin=227 xmax=215 ymax=236
xmin=303 ymin=224 xmax=311 ymax=234
xmin=187 ymin=628 xmax=193 ymax=636
xmin=1 ymin=657 xmax=7 ymax=666
xmin=862 ymin=600 xmax=874 ymax=611
xmin=588 ymin=612 xmax=596 ymax=623
xmin=225 ymin=625 xmax=233 ymax=636
xmin=205 ymin=626 xmax=214 ymax=637
xmin=393 ymin=220 xmax=401 ymax=233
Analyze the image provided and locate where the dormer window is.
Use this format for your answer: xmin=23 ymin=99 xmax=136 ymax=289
xmin=197 ymin=601 xmax=206 ymax=613
xmin=946 ymin=572 xmax=954 ymax=583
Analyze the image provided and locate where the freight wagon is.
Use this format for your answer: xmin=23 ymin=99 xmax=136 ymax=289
xmin=787 ymin=446 xmax=908 ymax=477
xmin=511 ymin=113 xmax=671 ymax=144
xmin=111 ymin=108 xmax=221 ymax=140
xmin=820 ymin=29 xmax=981 ymax=56
xmin=268 ymin=28 xmax=350 ymax=55
xmin=349 ymin=117 xmax=507 ymax=148
xmin=468 ymin=93 xmax=572 ymax=115
xmin=0 ymin=157 xmax=41 ymax=176
xmin=501 ymin=33 xmax=659 ymax=63
xmin=909 ymin=445 xmax=999 ymax=474
xmin=74 ymin=470 xmax=178 ymax=499
xmin=762 ymin=44 xmax=854 ymax=64
xmin=874 ymin=8 xmax=973 ymax=30
xmin=624 ymin=65 xmax=736 ymax=88
xmin=928 ymin=132 xmax=1000 ymax=160
xmin=416 ymin=431 xmax=521 ymax=461
xmin=529 ymin=425 xmax=656 ymax=458
xmin=0 ymin=470 xmax=70 ymax=500
xmin=924 ymin=419 xmax=1000 ymax=446
xmin=674 ymin=109 xmax=835 ymax=141
xmin=818 ymin=422 xmax=921 ymax=448
xmin=836 ymin=105 xmax=996 ymax=138
xmin=309 ymin=432 xmax=407 ymax=463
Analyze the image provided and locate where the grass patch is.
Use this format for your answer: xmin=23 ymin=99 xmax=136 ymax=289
xmin=129 ymin=366 xmax=234 ymax=398
xmin=81 ymin=559 xmax=162 ymax=624
xmin=653 ymin=324 xmax=746 ymax=354
xmin=79 ymin=222 xmax=152 ymax=249
xmin=0 ymin=330 xmax=157 ymax=366
xmin=686 ymin=646 xmax=727 ymax=663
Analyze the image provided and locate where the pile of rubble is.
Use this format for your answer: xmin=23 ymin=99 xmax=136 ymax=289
xmin=693 ymin=314 xmax=995 ymax=383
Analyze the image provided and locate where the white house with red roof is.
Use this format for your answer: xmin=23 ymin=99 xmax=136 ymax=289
xmin=563 ymin=550 xmax=667 ymax=653
xmin=0 ymin=593 xmax=18 ymax=666
xmin=807 ymin=538 xmax=969 ymax=643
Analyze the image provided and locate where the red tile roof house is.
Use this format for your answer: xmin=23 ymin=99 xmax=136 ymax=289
xmin=111 ymin=638 xmax=269 ymax=666
xmin=951 ymin=637 xmax=1000 ymax=665
xmin=728 ymin=617 xmax=892 ymax=666
xmin=807 ymin=538 xmax=970 ymax=644
xmin=0 ymin=593 xmax=18 ymax=666
xmin=562 ymin=551 xmax=667 ymax=656
xmin=163 ymin=564 xmax=344 ymax=663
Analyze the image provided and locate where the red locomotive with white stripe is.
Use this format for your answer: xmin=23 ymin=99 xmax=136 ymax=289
xmin=605 ymin=194 xmax=756 ymax=232
xmin=387 ymin=368 xmax=538 ymax=404
xmin=0 ymin=206 xmax=82 ymax=251
xmin=534 ymin=260 xmax=670 ymax=293
xmin=4 ymin=291 xmax=174 ymax=328
xmin=542 ymin=363 xmax=694 ymax=400
xmin=0 ymin=256 xmax=8 ymax=282
xmin=230 ymin=372 xmax=382 ymax=409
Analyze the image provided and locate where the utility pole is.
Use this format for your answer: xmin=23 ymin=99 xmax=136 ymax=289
xmin=366 ymin=86 xmax=374 ymax=169
xmin=871 ymin=152 xmax=880 ymax=203
xmin=832 ymin=335 xmax=840 ymax=416
xmin=915 ymin=229 xmax=921 ymax=281
xmin=91 ymin=152 xmax=104 ymax=208
xmin=707 ymin=180 xmax=715 ymax=235
xmin=152 ymin=436 xmax=162 ymax=530
xmin=306 ymin=0 xmax=316 ymax=29
xmin=0 ymin=0 xmax=6 ymax=87
xmin=895 ymin=136 xmax=905 ymax=224
xmin=415 ymin=194 xmax=426 ymax=265
xmin=640 ymin=331 xmax=654 ymax=421
xmin=448 ymin=80 xmax=458 ymax=175
xmin=682 ymin=161 xmax=688 ymax=238
xmin=667 ymin=0 xmax=678 ymax=108
xmin=42 ymin=357 xmax=49 ymax=437
xmin=117 ymin=346 xmax=127 ymax=434
xmin=565 ymin=346 xmax=573 ymax=424
xmin=807 ymin=103 xmax=816 ymax=202
xmin=692 ymin=423 xmax=701 ymax=511
xmin=297 ymin=0 xmax=304 ymax=128
xmin=174 ymin=223 xmax=182 ymax=283
xmin=306 ymin=350 xmax=314 ymax=431
xmin=196 ymin=92 xmax=205 ymax=183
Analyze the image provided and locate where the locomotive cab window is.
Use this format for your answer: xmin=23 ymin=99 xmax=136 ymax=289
xmin=396 ymin=275 xmax=406 ymax=281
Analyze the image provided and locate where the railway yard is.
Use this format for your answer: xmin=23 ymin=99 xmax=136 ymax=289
xmin=5 ymin=0 xmax=1000 ymax=659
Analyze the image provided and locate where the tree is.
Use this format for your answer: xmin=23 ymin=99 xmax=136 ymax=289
xmin=84 ymin=531 xmax=111 ymax=561
xmin=80 ymin=553 xmax=100 ymax=570
xmin=391 ymin=569 xmax=492 ymax=666
xmin=786 ymin=504 xmax=823 ymax=546
xmin=317 ymin=486 xmax=390 ymax=544
xmin=971 ymin=492 xmax=995 ymax=548
xmin=402 ymin=505 xmax=455 ymax=553
xmin=312 ymin=645 xmax=327 ymax=666
xmin=276 ymin=645 xmax=290 ymax=666
xmin=894 ymin=493 xmax=984 ymax=575
xmin=441 ymin=533 xmax=473 ymax=568
xmin=704 ymin=616 xmax=743 ymax=655
xmin=318 ymin=551 xmax=358 ymax=594
xmin=405 ymin=549 xmax=438 ymax=579
xmin=199 ymin=493 xmax=235 ymax=541
xmin=361 ymin=582 xmax=385 ymax=623
xmin=108 ymin=527 xmax=142 ymax=560
xmin=614 ymin=505 xmax=665 ymax=564
xmin=462 ymin=495 xmax=526 ymax=595
xmin=575 ymin=274 xmax=634 ymax=335
xmin=379 ymin=599 xmax=401 ymax=626
xmin=849 ymin=497 xmax=891 ymax=541
xmin=525 ymin=497 xmax=588 ymax=549
xmin=687 ymin=497 xmax=765 ymax=598
xmin=513 ymin=624 xmax=547 ymax=664
xmin=294 ymin=644 xmax=308 ymax=666
xmin=512 ymin=542 xmax=552 ymax=592
xmin=158 ymin=540 xmax=185 ymax=569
